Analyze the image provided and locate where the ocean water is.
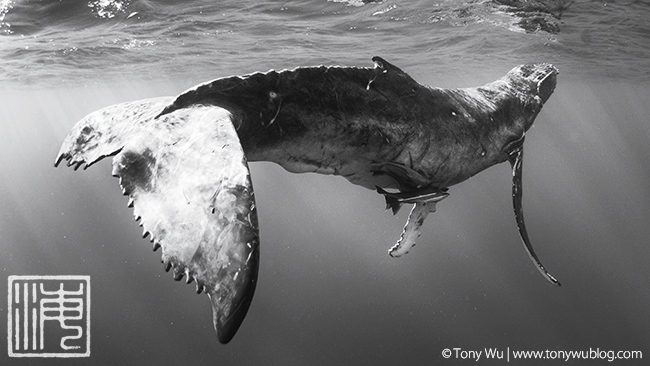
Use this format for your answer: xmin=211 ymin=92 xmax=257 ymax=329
xmin=1 ymin=0 xmax=649 ymax=365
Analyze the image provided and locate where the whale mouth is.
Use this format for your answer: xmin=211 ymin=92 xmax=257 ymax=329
xmin=511 ymin=63 xmax=558 ymax=104
xmin=537 ymin=69 xmax=557 ymax=104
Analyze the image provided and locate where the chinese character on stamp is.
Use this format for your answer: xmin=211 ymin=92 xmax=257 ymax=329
xmin=7 ymin=275 xmax=90 ymax=357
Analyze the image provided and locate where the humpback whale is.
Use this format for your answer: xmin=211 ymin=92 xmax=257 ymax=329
xmin=55 ymin=57 xmax=558 ymax=343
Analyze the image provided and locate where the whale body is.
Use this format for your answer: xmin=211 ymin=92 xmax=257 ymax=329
xmin=56 ymin=57 xmax=558 ymax=343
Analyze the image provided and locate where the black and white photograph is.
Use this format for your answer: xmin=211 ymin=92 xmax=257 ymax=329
xmin=1 ymin=0 xmax=648 ymax=364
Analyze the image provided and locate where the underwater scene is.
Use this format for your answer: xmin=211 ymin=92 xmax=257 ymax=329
xmin=1 ymin=0 xmax=649 ymax=364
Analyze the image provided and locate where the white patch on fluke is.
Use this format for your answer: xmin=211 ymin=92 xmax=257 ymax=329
xmin=56 ymin=100 xmax=259 ymax=343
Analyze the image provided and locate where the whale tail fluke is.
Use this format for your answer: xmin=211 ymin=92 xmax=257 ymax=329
xmin=56 ymin=100 xmax=260 ymax=344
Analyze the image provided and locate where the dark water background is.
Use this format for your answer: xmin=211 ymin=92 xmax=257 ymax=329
xmin=1 ymin=0 xmax=649 ymax=365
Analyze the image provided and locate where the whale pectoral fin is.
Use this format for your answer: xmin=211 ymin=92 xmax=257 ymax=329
xmin=57 ymin=103 xmax=260 ymax=343
xmin=388 ymin=202 xmax=438 ymax=257
xmin=387 ymin=189 xmax=449 ymax=257
xmin=508 ymin=145 xmax=560 ymax=286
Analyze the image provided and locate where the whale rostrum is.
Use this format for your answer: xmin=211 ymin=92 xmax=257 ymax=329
xmin=55 ymin=56 xmax=559 ymax=343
